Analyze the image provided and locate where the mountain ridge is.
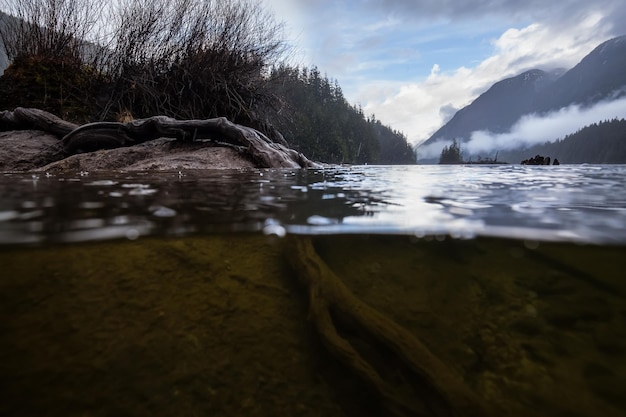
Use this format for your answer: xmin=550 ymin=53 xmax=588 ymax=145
xmin=420 ymin=35 xmax=626 ymax=160
xmin=426 ymin=68 xmax=561 ymax=143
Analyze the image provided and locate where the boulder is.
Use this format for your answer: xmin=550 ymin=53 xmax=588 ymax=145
xmin=38 ymin=138 xmax=257 ymax=172
xmin=0 ymin=108 xmax=320 ymax=172
xmin=0 ymin=130 xmax=65 ymax=171
xmin=0 ymin=130 xmax=259 ymax=172
xmin=521 ymin=154 xmax=559 ymax=165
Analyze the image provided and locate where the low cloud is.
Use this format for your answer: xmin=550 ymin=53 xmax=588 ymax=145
xmin=438 ymin=103 xmax=458 ymax=123
xmin=415 ymin=140 xmax=450 ymax=160
xmin=418 ymin=96 xmax=626 ymax=159
xmin=464 ymin=96 xmax=626 ymax=154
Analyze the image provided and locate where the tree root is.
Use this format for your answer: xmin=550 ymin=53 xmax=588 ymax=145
xmin=0 ymin=108 xmax=320 ymax=169
xmin=287 ymin=236 xmax=493 ymax=417
xmin=0 ymin=107 xmax=78 ymax=136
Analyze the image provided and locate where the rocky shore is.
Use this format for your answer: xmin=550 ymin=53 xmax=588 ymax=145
xmin=0 ymin=130 xmax=259 ymax=172
xmin=0 ymin=108 xmax=320 ymax=172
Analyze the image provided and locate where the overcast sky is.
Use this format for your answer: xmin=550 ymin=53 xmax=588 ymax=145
xmin=263 ymin=0 xmax=626 ymax=145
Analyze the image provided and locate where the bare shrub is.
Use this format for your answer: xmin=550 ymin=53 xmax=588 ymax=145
xmin=101 ymin=0 xmax=288 ymax=129
xmin=0 ymin=0 xmax=288 ymax=133
xmin=0 ymin=0 xmax=108 ymax=120
xmin=0 ymin=0 xmax=104 ymax=64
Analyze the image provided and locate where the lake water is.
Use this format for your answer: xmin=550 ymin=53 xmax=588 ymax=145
xmin=1 ymin=165 xmax=625 ymax=417
xmin=1 ymin=164 xmax=626 ymax=245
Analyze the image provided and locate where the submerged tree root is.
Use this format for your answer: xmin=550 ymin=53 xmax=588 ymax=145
xmin=287 ymin=236 xmax=493 ymax=417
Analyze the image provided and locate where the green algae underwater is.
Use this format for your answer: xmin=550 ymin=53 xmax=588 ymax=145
xmin=1 ymin=233 xmax=625 ymax=417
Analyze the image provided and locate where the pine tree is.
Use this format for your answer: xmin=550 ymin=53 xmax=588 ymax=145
xmin=439 ymin=139 xmax=463 ymax=164
xmin=268 ymin=65 xmax=416 ymax=164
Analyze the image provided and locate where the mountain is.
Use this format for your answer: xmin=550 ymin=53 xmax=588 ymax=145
xmin=426 ymin=69 xmax=561 ymax=143
xmin=420 ymin=35 xmax=626 ymax=159
xmin=534 ymin=36 xmax=626 ymax=113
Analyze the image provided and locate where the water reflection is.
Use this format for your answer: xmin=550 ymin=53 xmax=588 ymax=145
xmin=1 ymin=164 xmax=626 ymax=245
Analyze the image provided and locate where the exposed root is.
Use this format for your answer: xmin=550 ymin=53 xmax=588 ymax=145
xmin=1 ymin=107 xmax=78 ymax=136
xmin=287 ymin=236 xmax=493 ymax=417
xmin=0 ymin=108 xmax=320 ymax=169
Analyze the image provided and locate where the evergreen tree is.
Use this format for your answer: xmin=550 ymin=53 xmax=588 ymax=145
xmin=268 ymin=65 xmax=416 ymax=164
xmin=439 ymin=138 xmax=463 ymax=164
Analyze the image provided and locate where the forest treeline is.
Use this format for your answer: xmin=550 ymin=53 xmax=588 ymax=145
xmin=268 ymin=65 xmax=416 ymax=164
xmin=497 ymin=118 xmax=626 ymax=164
xmin=0 ymin=0 xmax=415 ymax=164
xmin=433 ymin=119 xmax=626 ymax=165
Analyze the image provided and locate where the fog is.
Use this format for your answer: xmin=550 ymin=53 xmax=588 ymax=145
xmin=418 ymin=95 xmax=626 ymax=159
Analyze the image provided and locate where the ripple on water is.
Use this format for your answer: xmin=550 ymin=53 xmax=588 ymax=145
xmin=0 ymin=165 xmax=625 ymax=244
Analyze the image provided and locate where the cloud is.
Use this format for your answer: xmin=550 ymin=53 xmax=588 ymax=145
xmin=266 ymin=0 xmax=626 ymax=146
xmin=284 ymin=0 xmax=626 ymax=35
xmin=356 ymin=18 xmax=616 ymax=144
xmin=415 ymin=140 xmax=450 ymax=160
xmin=363 ymin=0 xmax=626 ymax=28
xmin=464 ymin=96 xmax=626 ymax=154
xmin=438 ymin=103 xmax=458 ymax=123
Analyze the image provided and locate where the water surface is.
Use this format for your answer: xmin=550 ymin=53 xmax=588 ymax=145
xmin=1 ymin=164 xmax=625 ymax=245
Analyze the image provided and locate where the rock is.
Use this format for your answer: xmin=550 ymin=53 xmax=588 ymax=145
xmin=37 ymin=138 xmax=256 ymax=172
xmin=58 ymin=115 xmax=319 ymax=169
xmin=520 ymin=154 xmax=560 ymax=165
xmin=0 ymin=130 xmax=65 ymax=171
xmin=0 ymin=131 xmax=257 ymax=172
xmin=0 ymin=108 xmax=321 ymax=172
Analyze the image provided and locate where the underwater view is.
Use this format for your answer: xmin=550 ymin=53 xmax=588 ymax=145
xmin=1 ymin=165 xmax=625 ymax=417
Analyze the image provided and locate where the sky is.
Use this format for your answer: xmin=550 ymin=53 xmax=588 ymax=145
xmin=263 ymin=0 xmax=626 ymax=146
